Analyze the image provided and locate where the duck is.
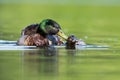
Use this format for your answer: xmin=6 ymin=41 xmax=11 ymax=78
xmin=17 ymin=19 xmax=68 ymax=47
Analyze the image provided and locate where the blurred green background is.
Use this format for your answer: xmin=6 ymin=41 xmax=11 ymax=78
xmin=0 ymin=1 xmax=120 ymax=80
xmin=0 ymin=0 xmax=120 ymax=46
xmin=0 ymin=0 xmax=120 ymax=47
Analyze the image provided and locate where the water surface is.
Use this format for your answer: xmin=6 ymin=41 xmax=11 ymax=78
xmin=0 ymin=3 xmax=120 ymax=80
xmin=0 ymin=48 xmax=120 ymax=80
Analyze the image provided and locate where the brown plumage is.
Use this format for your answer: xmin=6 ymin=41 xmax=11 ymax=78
xmin=22 ymin=24 xmax=39 ymax=35
xmin=24 ymin=34 xmax=49 ymax=46
xmin=17 ymin=24 xmax=50 ymax=47
xmin=17 ymin=19 xmax=82 ymax=48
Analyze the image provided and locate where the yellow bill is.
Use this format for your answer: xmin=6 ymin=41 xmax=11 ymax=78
xmin=57 ymin=30 xmax=68 ymax=40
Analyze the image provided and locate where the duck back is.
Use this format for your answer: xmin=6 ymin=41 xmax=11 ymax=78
xmin=21 ymin=24 xmax=39 ymax=36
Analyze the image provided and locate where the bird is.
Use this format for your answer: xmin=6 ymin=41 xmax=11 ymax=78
xmin=17 ymin=19 xmax=68 ymax=47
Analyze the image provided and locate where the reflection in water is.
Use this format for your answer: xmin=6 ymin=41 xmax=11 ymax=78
xmin=22 ymin=47 xmax=59 ymax=80
xmin=23 ymin=46 xmax=58 ymax=56
xmin=67 ymin=50 xmax=76 ymax=56
xmin=1 ymin=49 xmax=120 ymax=80
xmin=21 ymin=47 xmax=77 ymax=80
xmin=0 ymin=47 xmax=78 ymax=80
xmin=66 ymin=50 xmax=77 ymax=64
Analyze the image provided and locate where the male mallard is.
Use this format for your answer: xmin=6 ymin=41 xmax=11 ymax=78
xmin=17 ymin=19 xmax=68 ymax=46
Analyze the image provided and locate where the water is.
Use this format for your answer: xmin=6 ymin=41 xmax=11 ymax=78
xmin=1 ymin=3 xmax=120 ymax=80
xmin=0 ymin=48 xmax=120 ymax=80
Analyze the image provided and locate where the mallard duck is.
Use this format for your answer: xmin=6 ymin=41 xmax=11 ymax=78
xmin=17 ymin=19 xmax=68 ymax=47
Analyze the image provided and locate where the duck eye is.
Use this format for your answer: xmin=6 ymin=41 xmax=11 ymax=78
xmin=46 ymin=25 xmax=55 ymax=31
xmin=45 ymin=25 xmax=58 ymax=34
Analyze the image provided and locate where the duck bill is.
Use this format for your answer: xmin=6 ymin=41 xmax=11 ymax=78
xmin=57 ymin=30 xmax=68 ymax=40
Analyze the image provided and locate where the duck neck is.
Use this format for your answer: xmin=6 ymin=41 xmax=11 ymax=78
xmin=37 ymin=24 xmax=47 ymax=38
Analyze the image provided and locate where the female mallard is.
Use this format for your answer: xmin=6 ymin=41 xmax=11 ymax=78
xmin=17 ymin=19 xmax=68 ymax=47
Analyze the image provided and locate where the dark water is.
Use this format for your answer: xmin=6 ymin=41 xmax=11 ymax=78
xmin=0 ymin=48 xmax=120 ymax=80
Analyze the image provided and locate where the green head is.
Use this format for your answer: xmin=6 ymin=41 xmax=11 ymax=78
xmin=40 ymin=19 xmax=60 ymax=35
xmin=38 ymin=19 xmax=68 ymax=40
